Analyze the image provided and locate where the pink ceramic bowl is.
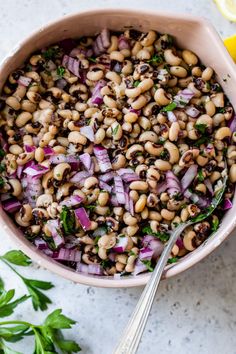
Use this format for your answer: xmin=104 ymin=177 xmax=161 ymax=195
xmin=1 ymin=9 xmax=236 ymax=288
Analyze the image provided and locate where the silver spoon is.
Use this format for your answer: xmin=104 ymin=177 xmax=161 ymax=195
xmin=113 ymin=170 xmax=227 ymax=354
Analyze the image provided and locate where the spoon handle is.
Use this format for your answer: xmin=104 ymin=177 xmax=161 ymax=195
xmin=113 ymin=223 xmax=187 ymax=354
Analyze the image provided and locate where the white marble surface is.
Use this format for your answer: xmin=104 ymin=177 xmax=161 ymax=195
xmin=1 ymin=1 xmax=236 ymax=353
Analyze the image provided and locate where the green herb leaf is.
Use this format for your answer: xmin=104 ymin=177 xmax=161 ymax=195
xmin=141 ymin=226 xmax=169 ymax=242
xmin=42 ymin=47 xmax=60 ymax=61
xmin=0 ymin=177 xmax=4 ymax=189
xmin=0 ymin=295 xmax=30 ymax=319
xmin=0 ymin=164 xmax=5 ymax=173
xmin=160 ymin=150 xmax=168 ymax=159
xmin=0 ymin=341 xmax=22 ymax=354
xmin=141 ymin=260 xmax=154 ymax=272
xmin=111 ymin=124 xmax=119 ymax=136
xmin=56 ymin=66 xmax=65 ymax=78
xmin=88 ymin=57 xmax=97 ymax=63
xmin=0 ymin=149 xmax=5 ymax=158
xmin=133 ymin=80 xmax=140 ymax=87
xmin=195 ymin=123 xmax=207 ymax=134
xmin=167 ymin=257 xmax=178 ymax=264
xmin=1 ymin=251 xmax=32 ymax=267
xmin=22 ymin=278 xmax=53 ymax=311
xmin=60 ymin=206 xmax=75 ymax=235
xmin=160 ymin=102 xmax=177 ymax=112
xmin=197 ymin=169 xmax=204 ymax=182
xmin=211 ymin=218 xmax=219 ymax=232
xmin=147 ymin=54 xmax=163 ymax=64
xmin=84 ymin=204 xmax=96 ymax=211
xmin=44 ymin=309 xmax=76 ymax=330
xmin=194 ymin=136 xmax=209 ymax=147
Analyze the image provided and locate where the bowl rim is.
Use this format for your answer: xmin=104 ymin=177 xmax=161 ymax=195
xmin=1 ymin=7 xmax=236 ymax=288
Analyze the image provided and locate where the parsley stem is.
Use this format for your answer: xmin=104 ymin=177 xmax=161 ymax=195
xmin=0 ymin=257 xmax=25 ymax=281
xmin=0 ymin=319 xmax=31 ymax=327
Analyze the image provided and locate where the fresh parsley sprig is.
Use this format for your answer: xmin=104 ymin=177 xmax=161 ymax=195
xmin=142 ymin=226 xmax=170 ymax=242
xmin=0 ymin=309 xmax=81 ymax=354
xmin=0 ymin=251 xmax=53 ymax=311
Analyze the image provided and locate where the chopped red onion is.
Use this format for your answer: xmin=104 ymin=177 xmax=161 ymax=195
xmin=43 ymin=146 xmax=54 ymax=157
xmin=110 ymin=194 xmax=119 ymax=206
xmin=56 ymin=78 xmax=67 ymax=90
xmin=184 ymin=189 xmax=210 ymax=208
xmin=76 ymin=263 xmax=103 ymax=275
xmin=62 ymin=55 xmax=80 ymax=77
xmin=46 ymin=219 xmax=65 ymax=248
xmin=17 ymin=75 xmax=32 ymax=87
xmin=114 ymin=176 xmax=126 ymax=204
xmin=2 ymin=198 xmax=21 ymax=213
xmin=142 ymin=235 xmax=164 ymax=260
xmin=156 ymin=181 xmax=168 ymax=194
xmin=49 ymin=154 xmax=80 ymax=167
xmin=166 ymin=171 xmax=181 ymax=197
xmin=108 ymin=252 xmax=116 ymax=262
xmin=223 ymin=198 xmax=233 ymax=210
xmin=91 ymin=80 xmax=106 ymax=105
xmin=113 ymin=236 xmax=128 ymax=253
xmin=157 ymin=68 xmax=169 ymax=81
xmin=60 ymin=195 xmax=83 ymax=207
xmin=80 ymin=126 xmax=94 ymax=142
xmin=93 ymin=145 xmax=112 ymax=173
xmin=129 ymin=108 xmax=141 ymax=116
xmin=74 ymin=207 xmax=91 ymax=230
xmin=181 ymin=164 xmax=198 ymax=191
xmin=176 ymin=237 xmax=184 ymax=250
xmin=93 ymin=29 xmax=110 ymax=55
xmin=133 ymin=258 xmax=149 ymax=276
xmin=228 ymin=115 xmax=236 ymax=133
xmin=167 ymin=111 xmax=177 ymax=122
xmin=24 ymin=164 xmax=49 ymax=178
xmin=70 ymin=171 xmax=91 ymax=184
xmin=204 ymin=178 xmax=214 ymax=196
xmin=34 ymin=238 xmax=49 ymax=250
xmin=59 ymin=38 xmax=77 ymax=54
xmin=118 ymin=35 xmax=130 ymax=50
xmin=99 ymin=180 xmax=112 ymax=193
xmin=185 ymin=106 xmax=200 ymax=118
xmin=24 ymin=145 xmax=36 ymax=153
xmin=53 ymin=248 xmax=82 ymax=262
xmin=174 ymin=88 xmax=194 ymax=107
xmin=99 ymin=172 xmax=116 ymax=182
xmin=139 ymin=247 xmax=154 ymax=260
xmin=16 ymin=165 xmax=24 ymax=179
xmin=79 ymin=153 xmax=93 ymax=172
xmin=117 ymin=168 xmax=140 ymax=183
xmin=124 ymin=192 xmax=134 ymax=216
xmin=24 ymin=176 xmax=42 ymax=207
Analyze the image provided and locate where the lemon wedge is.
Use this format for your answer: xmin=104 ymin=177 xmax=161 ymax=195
xmin=214 ymin=0 xmax=236 ymax=21
xmin=224 ymin=34 xmax=236 ymax=62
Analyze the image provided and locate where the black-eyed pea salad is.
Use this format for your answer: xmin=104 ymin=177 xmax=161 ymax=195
xmin=0 ymin=28 xmax=235 ymax=276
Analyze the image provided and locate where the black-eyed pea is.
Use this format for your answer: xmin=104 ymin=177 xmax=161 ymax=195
xmin=73 ymin=189 xmax=86 ymax=202
xmin=170 ymin=66 xmax=187 ymax=78
xmin=164 ymin=141 xmax=179 ymax=164
xmin=136 ymin=48 xmax=151 ymax=60
xmin=154 ymin=159 xmax=172 ymax=171
xmin=183 ymin=230 xmax=196 ymax=251
xmin=84 ymin=177 xmax=98 ymax=189
xmin=13 ymin=85 xmax=27 ymax=100
xmin=210 ymin=171 xmax=221 ymax=183
xmin=87 ymin=68 xmax=104 ymax=81
xmin=180 ymin=207 xmax=189 ymax=222
xmin=116 ymin=254 xmax=128 ymax=265
xmin=139 ymin=131 xmax=158 ymax=143
xmin=138 ymin=116 xmax=151 ymax=130
xmin=215 ymin=127 xmax=231 ymax=140
xmin=94 ymin=128 xmax=106 ymax=144
xmin=21 ymin=100 xmax=36 ymax=113
xmin=27 ymin=91 xmax=41 ymax=105
xmin=179 ymin=149 xmax=199 ymax=167
xmin=125 ymin=87 xmax=141 ymax=98
xmin=171 ymin=216 xmax=181 ymax=229
xmin=47 ymin=202 xmax=59 ymax=219
xmin=125 ymin=262 xmax=135 ymax=273
xmin=140 ymin=30 xmax=157 ymax=46
xmin=103 ymin=95 xmax=117 ymax=109
xmin=186 ymin=122 xmax=198 ymax=140
xmin=116 ymin=262 xmax=125 ymax=272
xmin=135 ymin=194 xmax=147 ymax=213
xmin=94 ymin=206 xmax=110 ymax=216
xmin=161 ymin=209 xmax=175 ymax=221
xmin=125 ymin=236 xmax=134 ymax=251
xmin=138 ymin=78 xmax=154 ymax=93
xmin=147 ymin=193 xmax=159 ymax=208
xmin=144 ymin=142 xmax=163 ymax=156
xmin=6 ymin=96 xmax=21 ymax=110
xmin=15 ymin=112 xmax=32 ymax=127
xmin=196 ymin=155 xmax=208 ymax=166
xmin=123 ymin=212 xmax=137 ymax=226
xmin=110 ymin=50 xmax=125 ymax=62
xmin=8 ymin=179 xmax=22 ymax=197
xmin=107 ymin=35 xmax=118 ymax=53
xmin=149 ymin=211 xmax=162 ymax=221
xmin=187 ymin=82 xmax=201 ymax=98
xmin=112 ymin=154 xmax=126 ymax=170
xmin=182 ymin=49 xmax=198 ymax=65
xmin=16 ymin=152 xmax=34 ymax=166
xmin=126 ymin=225 xmax=139 ymax=237
xmin=130 ymin=123 xmax=141 ymax=138
xmin=98 ymin=248 xmax=108 ymax=260
xmin=113 ymin=207 xmax=124 ymax=217
xmin=124 ymin=112 xmax=138 ymax=123
xmin=196 ymin=114 xmax=213 ymax=128
xmin=160 ymin=193 xmax=169 ymax=203
xmin=15 ymin=212 xmax=30 ymax=227
xmin=129 ymin=181 xmax=148 ymax=191
xmin=9 ymin=144 xmax=23 ymax=155
xmin=141 ymin=207 xmax=149 ymax=219
xmin=36 ymin=194 xmax=53 ymax=208
xmin=105 ymin=71 xmax=121 ymax=84
xmin=164 ymin=49 xmax=182 ymax=66
xmin=53 ymin=163 xmax=71 ymax=181
xmin=169 ymin=122 xmax=180 ymax=141
xmin=53 ymin=146 xmax=66 ymax=154
xmin=131 ymin=95 xmax=147 ymax=110
xmin=86 ymin=189 xmax=100 ymax=204
xmin=187 ymin=204 xmax=200 ymax=217
xmin=39 ymin=132 xmax=54 ymax=148
xmin=35 ymin=147 xmax=45 ymax=162
xmin=98 ymin=191 xmax=109 ymax=206
xmin=154 ymin=88 xmax=171 ymax=106
xmin=149 ymin=220 xmax=159 ymax=233
xmin=68 ymin=131 xmax=87 ymax=145
xmin=171 ymin=244 xmax=179 ymax=257
xmin=98 ymin=234 xmax=116 ymax=249
xmin=111 ymin=122 xmax=122 ymax=140
xmin=202 ymin=67 xmax=213 ymax=81
xmin=205 ymin=101 xmax=216 ymax=117
xmin=191 ymin=66 xmax=202 ymax=77
xmin=211 ymin=92 xmax=224 ymax=107
xmin=229 ymin=163 xmax=236 ymax=183
xmin=126 ymin=144 xmax=144 ymax=160
xmin=195 ymin=183 xmax=207 ymax=194
xmin=129 ymin=190 xmax=139 ymax=203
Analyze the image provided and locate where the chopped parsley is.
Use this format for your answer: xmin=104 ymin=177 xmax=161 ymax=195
xmin=133 ymin=80 xmax=140 ymax=87
xmin=88 ymin=57 xmax=97 ymax=63
xmin=111 ymin=125 xmax=119 ymax=136
xmin=0 ymin=149 xmax=5 ymax=158
xmin=142 ymin=226 xmax=169 ymax=242
xmin=218 ymin=107 xmax=226 ymax=113
xmin=147 ymin=54 xmax=163 ymax=64
xmin=206 ymin=82 xmax=211 ymax=90
xmin=128 ymin=250 xmax=137 ymax=256
xmin=84 ymin=204 xmax=96 ymax=211
xmin=167 ymin=257 xmax=178 ymax=264
xmin=195 ymin=123 xmax=207 ymax=134
xmin=56 ymin=66 xmax=65 ymax=77
xmin=194 ymin=136 xmax=209 ymax=147
xmin=160 ymin=150 xmax=169 ymax=159
xmin=161 ymin=102 xmax=177 ymax=112
xmin=211 ymin=218 xmax=219 ymax=232
xmin=42 ymin=47 xmax=60 ymax=60
xmin=197 ymin=169 xmax=205 ymax=182
xmin=60 ymin=206 xmax=75 ymax=235
xmin=101 ymin=259 xmax=111 ymax=269
xmin=0 ymin=163 xmax=5 ymax=173
xmin=0 ymin=177 xmax=4 ymax=189
xmin=141 ymin=259 xmax=154 ymax=272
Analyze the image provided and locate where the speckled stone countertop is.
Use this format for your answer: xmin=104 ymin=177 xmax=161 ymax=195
xmin=1 ymin=1 xmax=236 ymax=353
